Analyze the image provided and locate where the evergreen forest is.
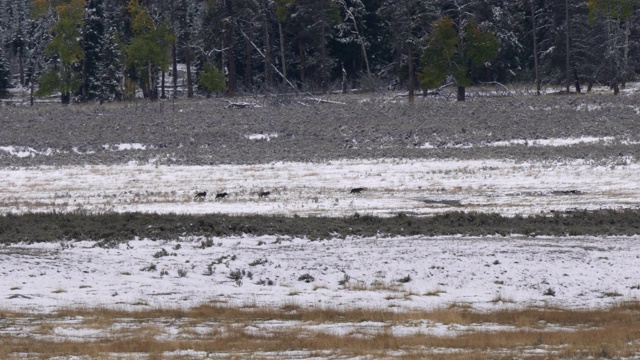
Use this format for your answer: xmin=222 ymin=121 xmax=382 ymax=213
xmin=0 ymin=0 xmax=638 ymax=103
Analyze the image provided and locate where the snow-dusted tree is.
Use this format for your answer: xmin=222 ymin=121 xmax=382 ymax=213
xmin=81 ymin=0 xmax=105 ymax=101
xmin=378 ymin=0 xmax=438 ymax=102
xmin=174 ymin=0 xmax=203 ymax=98
xmin=275 ymin=0 xmax=295 ymax=85
xmin=535 ymin=0 xmax=592 ymax=93
xmin=0 ymin=46 xmax=11 ymax=93
xmin=469 ymin=2 xmax=527 ymax=85
xmin=25 ymin=2 xmax=54 ymax=105
xmin=125 ymin=0 xmax=173 ymax=100
xmin=587 ymin=0 xmax=638 ymax=94
xmin=96 ymin=24 xmax=124 ymax=102
xmin=3 ymin=0 xmax=31 ymax=87
xmin=36 ymin=0 xmax=86 ymax=104
xmin=287 ymin=0 xmax=339 ymax=93
xmin=419 ymin=16 xmax=500 ymax=101
xmin=334 ymin=0 xmax=371 ymax=78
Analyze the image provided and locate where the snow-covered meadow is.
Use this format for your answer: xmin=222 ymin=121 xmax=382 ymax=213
xmin=1 ymin=152 xmax=640 ymax=315
xmin=0 ymin=154 xmax=638 ymax=217
xmin=3 ymin=94 xmax=640 ymax=357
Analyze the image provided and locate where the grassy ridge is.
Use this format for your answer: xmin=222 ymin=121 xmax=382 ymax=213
xmin=1 ymin=209 xmax=640 ymax=243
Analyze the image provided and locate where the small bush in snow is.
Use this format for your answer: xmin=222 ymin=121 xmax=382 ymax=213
xmin=228 ymin=269 xmax=243 ymax=281
xmin=543 ymin=288 xmax=556 ymax=296
xmin=203 ymin=263 xmax=214 ymax=276
xmin=249 ymin=258 xmax=268 ymax=266
xmin=200 ymin=239 xmax=214 ymax=248
xmin=397 ymin=275 xmax=412 ymax=283
xmin=177 ymin=268 xmax=188 ymax=278
xmin=298 ymin=273 xmax=315 ymax=283
xmin=256 ymin=278 xmax=274 ymax=286
xmin=338 ymin=273 xmax=351 ymax=286
xmin=141 ymin=263 xmax=157 ymax=272
xmin=153 ymin=248 xmax=169 ymax=258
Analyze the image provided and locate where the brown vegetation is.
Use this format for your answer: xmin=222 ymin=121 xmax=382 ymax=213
xmin=2 ymin=302 xmax=640 ymax=359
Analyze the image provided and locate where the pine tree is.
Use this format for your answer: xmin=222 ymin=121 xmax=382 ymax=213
xmin=419 ymin=16 xmax=500 ymax=101
xmin=25 ymin=3 xmax=54 ymax=105
xmin=378 ymin=0 xmax=438 ymax=102
xmin=0 ymin=47 xmax=11 ymax=93
xmin=96 ymin=24 xmax=124 ymax=102
xmin=81 ymin=0 xmax=105 ymax=101
xmin=36 ymin=0 xmax=86 ymax=104
xmin=126 ymin=0 xmax=173 ymax=100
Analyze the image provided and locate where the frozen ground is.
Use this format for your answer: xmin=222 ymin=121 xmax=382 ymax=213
xmin=2 ymin=94 xmax=640 ymax=354
xmin=2 ymin=235 xmax=640 ymax=314
xmin=0 ymin=156 xmax=639 ymax=217
xmin=0 ymin=155 xmax=639 ymax=316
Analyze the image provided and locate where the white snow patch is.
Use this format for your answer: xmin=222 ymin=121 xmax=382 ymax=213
xmin=103 ymin=143 xmax=148 ymax=151
xmin=1 ymin=235 xmax=639 ymax=314
xmin=244 ymin=133 xmax=279 ymax=141
xmin=421 ymin=136 xmax=639 ymax=149
xmin=0 ymin=146 xmax=58 ymax=158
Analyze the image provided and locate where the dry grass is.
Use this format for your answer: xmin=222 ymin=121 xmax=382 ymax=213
xmin=1 ymin=302 xmax=640 ymax=358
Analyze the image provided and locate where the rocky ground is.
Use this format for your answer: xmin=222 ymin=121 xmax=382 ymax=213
xmin=1 ymin=92 xmax=639 ymax=167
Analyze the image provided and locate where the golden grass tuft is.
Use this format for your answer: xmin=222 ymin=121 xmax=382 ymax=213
xmin=2 ymin=301 xmax=640 ymax=359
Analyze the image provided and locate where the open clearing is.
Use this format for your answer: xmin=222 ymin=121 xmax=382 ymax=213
xmin=0 ymin=157 xmax=639 ymax=217
xmin=2 ymin=93 xmax=640 ymax=358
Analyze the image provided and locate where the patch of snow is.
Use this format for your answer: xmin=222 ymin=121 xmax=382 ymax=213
xmin=244 ymin=133 xmax=279 ymax=141
xmin=1 ymin=235 xmax=639 ymax=314
xmin=0 ymin=146 xmax=58 ymax=158
xmin=103 ymin=143 xmax=148 ymax=151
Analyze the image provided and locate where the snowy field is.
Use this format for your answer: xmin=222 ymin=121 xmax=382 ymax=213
xmin=0 ymin=154 xmax=638 ymax=217
xmin=2 ymin=97 xmax=640 ymax=357
xmin=1 ymin=153 xmax=640 ymax=315
xmin=2 ymin=235 xmax=640 ymax=314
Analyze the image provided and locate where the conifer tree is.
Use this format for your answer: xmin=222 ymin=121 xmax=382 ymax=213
xmin=96 ymin=24 xmax=124 ymax=102
xmin=419 ymin=16 xmax=500 ymax=101
xmin=35 ymin=0 xmax=86 ymax=104
xmin=125 ymin=0 xmax=173 ymax=99
xmin=0 ymin=47 xmax=11 ymax=93
xmin=81 ymin=0 xmax=105 ymax=101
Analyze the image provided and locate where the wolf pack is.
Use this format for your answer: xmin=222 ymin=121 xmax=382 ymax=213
xmin=193 ymin=188 xmax=365 ymax=200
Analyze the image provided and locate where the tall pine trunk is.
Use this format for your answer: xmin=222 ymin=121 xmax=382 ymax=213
xmin=262 ymin=0 xmax=273 ymax=87
xmin=407 ymin=47 xmax=414 ymax=104
xmin=225 ymin=0 xmax=236 ymax=96
xmin=457 ymin=86 xmax=465 ymax=102
xmin=186 ymin=51 xmax=193 ymax=98
xmin=530 ymin=0 xmax=541 ymax=95
xmin=278 ymin=21 xmax=287 ymax=85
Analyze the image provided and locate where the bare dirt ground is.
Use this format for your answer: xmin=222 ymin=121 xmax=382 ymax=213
xmin=1 ymin=92 xmax=640 ymax=167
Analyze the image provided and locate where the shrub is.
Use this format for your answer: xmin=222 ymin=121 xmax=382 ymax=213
xmin=141 ymin=263 xmax=157 ymax=272
xmin=338 ymin=273 xmax=351 ymax=286
xmin=249 ymin=258 xmax=268 ymax=266
xmin=298 ymin=273 xmax=315 ymax=283
xmin=228 ymin=269 xmax=243 ymax=282
xmin=153 ymin=248 xmax=169 ymax=258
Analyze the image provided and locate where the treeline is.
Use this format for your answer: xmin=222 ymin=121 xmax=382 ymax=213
xmin=0 ymin=0 xmax=638 ymax=103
